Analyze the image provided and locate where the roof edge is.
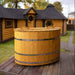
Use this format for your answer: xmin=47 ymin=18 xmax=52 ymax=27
xmin=23 ymin=7 xmax=37 ymax=15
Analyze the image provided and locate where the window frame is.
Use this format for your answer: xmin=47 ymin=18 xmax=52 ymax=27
xmin=72 ymin=20 xmax=75 ymax=24
xmin=69 ymin=20 xmax=71 ymax=24
xmin=5 ymin=19 xmax=13 ymax=28
xmin=46 ymin=20 xmax=53 ymax=27
xmin=28 ymin=16 xmax=33 ymax=21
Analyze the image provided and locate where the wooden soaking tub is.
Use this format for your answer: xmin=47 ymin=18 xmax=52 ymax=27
xmin=14 ymin=27 xmax=60 ymax=66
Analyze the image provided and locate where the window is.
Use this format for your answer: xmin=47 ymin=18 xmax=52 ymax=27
xmin=69 ymin=20 xmax=71 ymax=24
xmin=72 ymin=20 xmax=75 ymax=24
xmin=28 ymin=16 xmax=33 ymax=21
xmin=5 ymin=20 xmax=13 ymax=28
xmin=46 ymin=21 xmax=53 ymax=27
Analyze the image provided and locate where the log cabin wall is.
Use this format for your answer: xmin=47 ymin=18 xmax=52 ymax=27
xmin=0 ymin=4 xmax=67 ymax=43
xmin=2 ymin=19 xmax=15 ymax=41
xmin=63 ymin=20 xmax=67 ymax=34
xmin=16 ymin=8 xmax=67 ymax=35
xmin=27 ymin=15 xmax=35 ymax=27
xmin=36 ymin=20 xmax=43 ymax=27
xmin=17 ymin=20 xmax=26 ymax=28
xmin=45 ymin=19 xmax=66 ymax=34
xmin=26 ymin=18 xmax=67 ymax=34
xmin=17 ymin=9 xmax=36 ymax=28
xmin=17 ymin=19 xmax=43 ymax=28
xmin=17 ymin=19 xmax=67 ymax=34
xmin=27 ymin=9 xmax=36 ymax=27
xmin=1 ymin=18 xmax=67 ymax=42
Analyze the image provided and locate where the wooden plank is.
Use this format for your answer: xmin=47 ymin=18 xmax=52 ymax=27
xmin=51 ymin=62 xmax=60 ymax=75
xmin=3 ymin=61 xmax=15 ymax=72
xmin=0 ymin=70 xmax=17 ymax=75
xmin=19 ymin=67 xmax=29 ymax=75
xmin=57 ymin=62 xmax=60 ymax=75
xmin=9 ymin=64 xmax=25 ymax=74
xmin=24 ymin=67 xmax=34 ymax=75
xmin=20 ymin=66 xmax=44 ymax=75
xmin=47 ymin=65 xmax=53 ymax=75
xmin=19 ymin=67 xmax=30 ymax=75
xmin=2 ymin=19 xmax=14 ymax=41
xmin=31 ymin=66 xmax=44 ymax=75
xmin=0 ymin=56 xmax=14 ymax=69
xmin=42 ymin=65 xmax=49 ymax=75
xmin=18 ymin=67 xmax=34 ymax=75
xmin=60 ymin=52 xmax=74 ymax=75
xmin=0 ymin=51 xmax=74 ymax=75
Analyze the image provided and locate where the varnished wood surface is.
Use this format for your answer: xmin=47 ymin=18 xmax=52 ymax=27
xmin=0 ymin=51 xmax=74 ymax=75
xmin=14 ymin=28 xmax=60 ymax=66
xmin=2 ymin=19 xmax=15 ymax=41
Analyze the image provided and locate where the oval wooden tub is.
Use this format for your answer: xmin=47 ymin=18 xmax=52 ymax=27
xmin=14 ymin=27 xmax=60 ymax=66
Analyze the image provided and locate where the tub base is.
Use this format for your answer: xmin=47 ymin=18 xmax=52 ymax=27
xmin=15 ymin=58 xmax=60 ymax=66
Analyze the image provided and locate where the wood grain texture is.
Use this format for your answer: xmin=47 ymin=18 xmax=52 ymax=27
xmin=0 ymin=51 xmax=74 ymax=75
xmin=2 ymin=19 xmax=15 ymax=41
xmin=17 ymin=20 xmax=26 ymax=28
xmin=60 ymin=52 xmax=74 ymax=75
xmin=1 ymin=18 xmax=66 ymax=42
xmin=27 ymin=15 xmax=35 ymax=27
xmin=45 ymin=20 xmax=64 ymax=34
xmin=64 ymin=20 xmax=67 ymax=33
xmin=14 ymin=28 xmax=60 ymax=66
xmin=36 ymin=20 xmax=43 ymax=27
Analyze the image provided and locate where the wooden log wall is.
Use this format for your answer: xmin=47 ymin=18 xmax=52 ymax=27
xmin=36 ymin=20 xmax=43 ymax=27
xmin=64 ymin=20 xmax=67 ymax=34
xmin=17 ymin=20 xmax=26 ymax=28
xmin=2 ymin=19 xmax=15 ymax=41
xmin=45 ymin=20 xmax=64 ymax=34
xmin=17 ymin=19 xmax=67 ymax=35
xmin=27 ymin=15 xmax=35 ymax=27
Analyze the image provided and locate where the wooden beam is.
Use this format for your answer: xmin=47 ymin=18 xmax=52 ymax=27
xmin=34 ymin=19 xmax=36 ymax=27
xmin=42 ymin=19 xmax=45 ymax=27
xmin=15 ymin=19 xmax=17 ymax=28
xmin=26 ymin=19 xmax=28 ymax=27
xmin=62 ymin=20 xmax=64 ymax=35
xmin=0 ymin=18 xmax=3 ymax=42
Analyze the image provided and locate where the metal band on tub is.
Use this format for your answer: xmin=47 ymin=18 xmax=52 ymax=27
xmin=15 ymin=57 xmax=59 ymax=64
xmin=15 ymin=36 xmax=60 ymax=41
xmin=15 ymin=49 xmax=60 ymax=56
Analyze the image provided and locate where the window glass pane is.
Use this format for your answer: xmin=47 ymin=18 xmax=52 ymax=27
xmin=28 ymin=16 xmax=33 ymax=21
xmin=5 ymin=20 xmax=13 ymax=28
xmin=72 ymin=20 xmax=75 ymax=24
xmin=46 ymin=21 xmax=53 ymax=27
xmin=69 ymin=20 xmax=71 ymax=24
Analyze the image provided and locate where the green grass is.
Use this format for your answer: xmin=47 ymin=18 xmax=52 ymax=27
xmin=0 ymin=73 xmax=5 ymax=75
xmin=60 ymin=48 xmax=69 ymax=52
xmin=73 ymin=31 xmax=75 ymax=44
xmin=0 ymin=40 xmax=14 ymax=64
xmin=61 ymin=31 xmax=71 ymax=42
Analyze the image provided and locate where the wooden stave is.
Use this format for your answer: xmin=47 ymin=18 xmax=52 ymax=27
xmin=14 ymin=28 xmax=60 ymax=66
